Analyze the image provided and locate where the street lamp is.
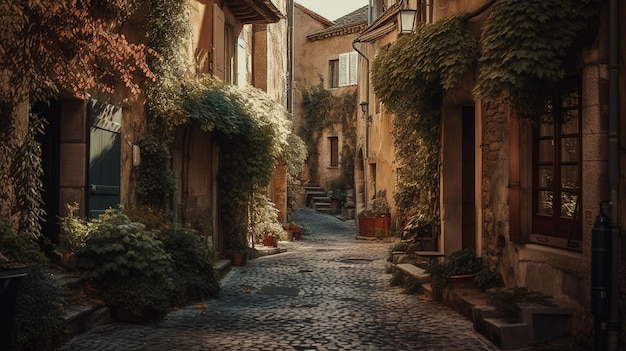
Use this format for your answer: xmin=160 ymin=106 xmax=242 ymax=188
xmin=398 ymin=8 xmax=417 ymax=34
xmin=360 ymin=101 xmax=371 ymax=123
xmin=360 ymin=101 xmax=368 ymax=115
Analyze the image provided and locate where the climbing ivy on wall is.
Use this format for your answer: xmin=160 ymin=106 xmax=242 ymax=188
xmin=371 ymin=0 xmax=598 ymax=225
xmin=181 ymin=77 xmax=292 ymax=252
xmin=475 ymin=0 xmax=598 ymax=118
xmin=371 ymin=15 xmax=477 ymax=224
xmin=301 ymin=81 xmax=357 ymax=189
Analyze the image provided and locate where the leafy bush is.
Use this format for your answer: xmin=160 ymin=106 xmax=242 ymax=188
xmin=77 ymin=208 xmax=174 ymax=319
xmin=475 ymin=267 xmax=505 ymax=292
xmin=402 ymin=212 xmax=434 ymax=240
xmin=58 ymin=203 xmax=92 ymax=257
xmin=359 ymin=190 xmax=391 ymax=216
xmin=160 ymin=227 xmax=220 ymax=306
xmin=249 ymin=194 xmax=284 ymax=244
xmin=0 ymin=219 xmax=67 ymax=351
xmin=11 ymin=267 xmax=67 ymax=351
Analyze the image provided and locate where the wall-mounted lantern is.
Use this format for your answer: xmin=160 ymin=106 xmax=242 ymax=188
xmin=360 ymin=101 xmax=368 ymax=115
xmin=398 ymin=8 xmax=417 ymax=34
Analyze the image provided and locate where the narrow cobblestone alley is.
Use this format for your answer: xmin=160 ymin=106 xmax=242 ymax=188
xmin=62 ymin=208 xmax=500 ymax=351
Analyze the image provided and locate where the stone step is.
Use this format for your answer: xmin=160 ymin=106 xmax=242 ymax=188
xmin=395 ymin=263 xmax=431 ymax=284
xmin=59 ymin=258 xmax=235 ymax=338
xmin=311 ymin=196 xmax=331 ymax=203
xmin=472 ymin=298 xmax=574 ymax=350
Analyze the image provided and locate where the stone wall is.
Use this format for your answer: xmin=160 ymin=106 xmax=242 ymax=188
xmin=480 ymin=99 xmax=510 ymax=270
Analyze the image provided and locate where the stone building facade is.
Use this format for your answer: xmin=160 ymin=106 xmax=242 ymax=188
xmin=355 ymin=0 xmax=626 ymax=345
xmin=292 ymin=4 xmax=367 ymax=203
xmin=36 ymin=0 xmax=287 ymax=258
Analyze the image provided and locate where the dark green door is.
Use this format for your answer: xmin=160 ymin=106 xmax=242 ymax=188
xmin=88 ymin=99 xmax=121 ymax=217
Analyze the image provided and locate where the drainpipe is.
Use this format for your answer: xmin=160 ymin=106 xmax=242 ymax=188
xmin=353 ymin=33 xmax=370 ymax=219
xmin=352 ymin=38 xmax=370 ymax=158
xmin=607 ymin=0 xmax=620 ymax=349
xmin=286 ymin=0 xmax=294 ymax=113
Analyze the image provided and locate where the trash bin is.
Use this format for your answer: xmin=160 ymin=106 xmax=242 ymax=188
xmin=0 ymin=265 xmax=28 ymax=351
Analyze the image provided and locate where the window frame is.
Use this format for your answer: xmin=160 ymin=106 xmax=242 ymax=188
xmin=329 ymin=136 xmax=339 ymax=167
xmin=329 ymin=59 xmax=339 ymax=88
xmin=530 ymin=77 xmax=582 ymax=251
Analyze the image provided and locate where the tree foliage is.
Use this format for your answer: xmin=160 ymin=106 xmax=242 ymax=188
xmin=0 ymin=0 xmax=156 ymax=109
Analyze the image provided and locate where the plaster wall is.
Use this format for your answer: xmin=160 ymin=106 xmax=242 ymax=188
xmin=292 ymin=7 xmax=329 ymax=134
xmin=293 ymin=7 xmax=359 ymax=193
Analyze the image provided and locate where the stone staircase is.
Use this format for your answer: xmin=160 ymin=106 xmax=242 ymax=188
xmin=303 ymin=185 xmax=332 ymax=213
xmin=394 ymin=262 xmax=574 ymax=350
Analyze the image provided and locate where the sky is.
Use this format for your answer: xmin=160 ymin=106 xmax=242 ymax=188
xmin=295 ymin=0 xmax=369 ymax=21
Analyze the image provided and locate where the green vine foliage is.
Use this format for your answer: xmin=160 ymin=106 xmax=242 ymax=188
xmin=136 ymin=135 xmax=177 ymax=209
xmin=11 ymin=113 xmax=46 ymax=239
xmin=371 ymin=16 xmax=475 ymax=224
xmin=371 ymin=15 xmax=477 ymax=116
xmin=180 ymin=76 xmax=292 ymax=252
xmin=475 ymin=0 xmax=598 ymax=118
xmin=301 ymin=81 xmax=357 ymax=188
xmin=285 ymin=133 xmax=308 ymax=210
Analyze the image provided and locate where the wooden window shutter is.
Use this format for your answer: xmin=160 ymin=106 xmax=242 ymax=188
xmin=338 ymin=53 xmax=348 ymax=87
xmin=213 ymin=4 xmax=225 ymax=80
xmin=349 ymin=52 xmax=358 ymax=85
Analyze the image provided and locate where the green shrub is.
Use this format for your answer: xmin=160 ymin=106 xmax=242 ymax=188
xmin=11 ymin=267 xmax=67 ymax=351
xmin=0 ymin=220 xmax=67 ymax=351
xmin=77 ymin=208 xmax=174 ymax=319
xmin=58 ymin=203 xmax=91 ymax=255
xmin=475 ymin=267 xmax=505 ymax=292
xmin=0 ymin=220 xmax=47 ymax=266
xmin=160 ymin=227 xmax=220 ymax=306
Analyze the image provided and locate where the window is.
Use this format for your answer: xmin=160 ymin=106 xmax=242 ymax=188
xmin=531 ymin=78 xmax=582 ymax=250
xmin=329 ymin=59 xmax=339 ymax=88
xmin=329 ymin=136 xmax=339 ymax=167
xmin=330 ymin=52 xmax=358 ymax=88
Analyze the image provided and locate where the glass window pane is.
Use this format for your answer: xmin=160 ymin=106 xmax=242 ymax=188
xmin=560 ymin=137 xmax=578 ymax=162
xmin=537 ymin=166 xmax=553 ymax=188
xmin=561 ymin=192 xmax=578 ymax=217
xmin=537 ymin=191 xmax=553 ymax=215
xmin=561 ymin=165 xmax=579 ymax=189
xmin=540 ymin=97 xmax=554 ymax=136
xmin=561 ymin=89 xmax=579 ymax=109
xmin=538 ymin=140 xmax=554 ymax=163
xmin=561 ymin=110 xmax=579 ymax=135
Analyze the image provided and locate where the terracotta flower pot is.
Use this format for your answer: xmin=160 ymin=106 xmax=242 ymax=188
xmin=232 ymin=252 xmax=246 ymax=266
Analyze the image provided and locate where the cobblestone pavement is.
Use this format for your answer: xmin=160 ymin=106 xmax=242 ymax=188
xmin=62 ymin=208 xmax=572 ymax=351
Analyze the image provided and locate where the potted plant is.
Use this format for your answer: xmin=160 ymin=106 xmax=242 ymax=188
xmin=263 ymin=233 xmax=278 ymax=247
xmin=427 ymin=248 xmax=483 ymax=299
xmin=328 ymin=188 xmax=346 ymax=214
xmin=358 ymin=190 xmax=391 ymax=238
xmin=284 ymin=222 xmax=303 ymax=240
